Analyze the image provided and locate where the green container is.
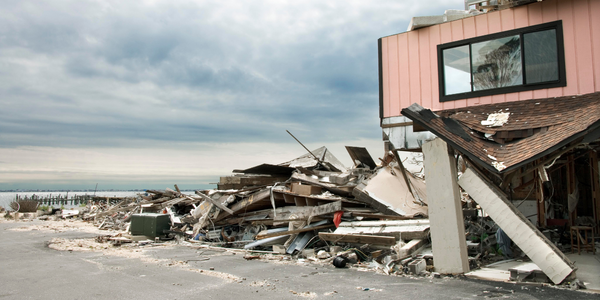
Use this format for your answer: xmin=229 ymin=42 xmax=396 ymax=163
xmin=130 ymin=213 xmax=171 ymax=238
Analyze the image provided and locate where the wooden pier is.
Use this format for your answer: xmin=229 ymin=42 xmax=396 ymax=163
xmin=15 ymin=194 xmax=134 ymax=207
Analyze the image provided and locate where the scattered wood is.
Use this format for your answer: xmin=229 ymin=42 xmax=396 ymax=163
xmin=318 ymin=233 xmax=397 ymax=246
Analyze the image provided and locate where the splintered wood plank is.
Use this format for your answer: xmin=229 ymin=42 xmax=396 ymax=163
xmin=195 ymin=192 xmax=234 ymax=215
xmin=256 ymin=224 xmax=334 ymax=240
xmin=318 ymin=233 xmax=396 ymax=246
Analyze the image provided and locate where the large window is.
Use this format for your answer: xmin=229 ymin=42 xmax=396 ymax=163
xmin=438 ymin=21 xmax=565 ymax=102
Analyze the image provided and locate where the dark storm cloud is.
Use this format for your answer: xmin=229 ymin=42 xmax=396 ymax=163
xmin=0 ymin=0 xmax=461 ymax=148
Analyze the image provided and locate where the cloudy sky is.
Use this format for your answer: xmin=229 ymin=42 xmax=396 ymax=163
xmin=0 ymin=0 xmax=461 ymax=191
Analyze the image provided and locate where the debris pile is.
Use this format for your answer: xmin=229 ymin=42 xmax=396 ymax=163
xmin=48 ymin=145 xmax=436 ymax=276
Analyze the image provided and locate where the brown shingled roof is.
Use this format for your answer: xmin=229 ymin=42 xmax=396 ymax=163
xmin=401 ymin=91 xmax=600 ymax=174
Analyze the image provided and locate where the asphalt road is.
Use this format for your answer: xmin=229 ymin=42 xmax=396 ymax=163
xmin=0 ymin=220 xmax=597 ymax=300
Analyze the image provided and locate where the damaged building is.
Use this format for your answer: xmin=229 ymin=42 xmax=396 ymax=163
xmin=378 ymin=0 xmax=598 ymax=286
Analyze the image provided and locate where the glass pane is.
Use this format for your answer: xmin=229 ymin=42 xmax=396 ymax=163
xmin=471 ymin=35 xmax=522 ymax=91
xmin=524 ymin=29 xmax=558 ymax=84
xmin=443 ymin=45 xmax=471 ymax=95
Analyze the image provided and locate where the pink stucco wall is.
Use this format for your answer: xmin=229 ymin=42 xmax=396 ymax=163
xmin=380 ymin=0 xmax=600 ymax=118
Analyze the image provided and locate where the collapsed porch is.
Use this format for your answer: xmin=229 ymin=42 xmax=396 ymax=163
xmin=399 ymin=91 xmax=600 ymax=287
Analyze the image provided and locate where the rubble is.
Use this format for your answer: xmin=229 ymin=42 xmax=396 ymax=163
xmin=5 ymin=143 xmax=589 ymax=289
xmin=7 ymin=146 xmax=442 ymax=277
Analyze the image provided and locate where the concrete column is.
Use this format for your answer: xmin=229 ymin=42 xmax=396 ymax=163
xmin=422 ymin=138 xmax=470 ymax=274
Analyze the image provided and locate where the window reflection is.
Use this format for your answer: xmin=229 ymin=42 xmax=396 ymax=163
xmin=471 ymin=35 xmax=522 ymax=91
xmin=443 ymin=45 xmax=471 ymax=95
xmin=524 ymin=29 xmax=558 ymax=84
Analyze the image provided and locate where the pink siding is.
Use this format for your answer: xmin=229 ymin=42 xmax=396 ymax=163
xmin=408 ymin=31 xmax=421 ymax=107
xmin=386 ymin=36 xmax=400 ymax=116
xmin=573 ymin=0 xmax=595 ymax=94
xmin=500 ymin=9 xmax=515 ymax=31
xmin=381 ymin=38 xmax=390 ymax=116
xmin=429 ymin=25 xmax=442 ymax=111
xmin=419 ymin=28 xmax=433 ymax=110
xmin=487 ymin=11 xmax=502 ymax=34
xmin=559 ymin=0 xmax=578 ymax=96
xmin=380 ymin=0 xmax=600 ymax=116
xmin=398 ymin=34 xmax=411 ymax=113
xmin=592 ymin=0 xmax=600 ymax=92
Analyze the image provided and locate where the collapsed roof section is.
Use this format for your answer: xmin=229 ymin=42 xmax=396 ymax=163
xmin=401 ymin=91 xmax=600 ymax=174
xmin=279 ymin=146 xmax=347 ymax=173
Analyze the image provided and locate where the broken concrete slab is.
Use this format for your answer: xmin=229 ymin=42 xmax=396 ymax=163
xmin=334 ymin=220 xmax=430 ymax=240
xmin=318 ymin=232 xmax=397 ymax=246
xmin=458 ymin=167 xmax=576 ymax=284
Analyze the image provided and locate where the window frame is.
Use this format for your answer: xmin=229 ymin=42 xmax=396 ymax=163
xmin=437 ymin=21 xmax=566 ymax=102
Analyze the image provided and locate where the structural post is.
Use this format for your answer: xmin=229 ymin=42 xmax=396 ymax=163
xmin=590 ymin=151 xmax=600 ymax=235
xmin=567 ymin=155 xmax=577 ymax=225
xmin=422 ymin=138 xmax=469 ymax=274
xmin=536 ymin=171 xmax=546 ymax=228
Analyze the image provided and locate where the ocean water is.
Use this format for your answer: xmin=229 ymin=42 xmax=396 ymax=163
xmin=0 ymin=191 xmax=141 ymax=210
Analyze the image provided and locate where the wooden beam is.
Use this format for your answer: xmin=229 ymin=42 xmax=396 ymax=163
xmin=536 ymin=173 xmax=546 ymax=228
xmin=397 ymin=239 xmax=426 ymax=257
xmin=567 ymin=155 xmax=577 ymax=226
xmin=381 ymin=121 xmax=413 ymax=128
xmin=256 ymin=224 xmax=334 ymax=240
xmin=318 ymin=232 xmax=396 ymax=246
xmin=347 ymin=212 xmax=412 ymax=220
xmin=589 ymin=151 xmax=600 ymax=235
xmin=195 ymin=191 xmax=234 ymax=215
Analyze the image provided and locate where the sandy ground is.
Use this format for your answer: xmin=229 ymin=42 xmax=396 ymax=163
xmin=2 ymin=215 xmax=264 ymax=283
xmin=1 ymin=215 xmax=595 ymax=299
